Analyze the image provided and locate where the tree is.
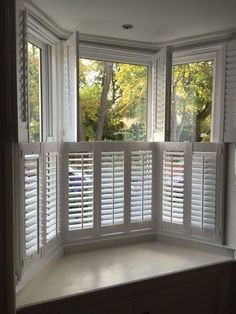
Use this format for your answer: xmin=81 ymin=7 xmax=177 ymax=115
xmin=79 ymin=59 xmax=148 ymax=142
xmin=28 ymin=43 xmax=41 ymax=142
xmin=171 ymin=61 xmax=214 ymax=142
xmin=96 ymin=62 xmax=113 ymax=140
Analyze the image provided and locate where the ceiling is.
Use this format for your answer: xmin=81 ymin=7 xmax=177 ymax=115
xmin=31 ymin=0 xmax=236 ymax=43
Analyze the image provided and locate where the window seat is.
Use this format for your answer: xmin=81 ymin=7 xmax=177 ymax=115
xmin=16 ymin=239 xmax=234 ymax=313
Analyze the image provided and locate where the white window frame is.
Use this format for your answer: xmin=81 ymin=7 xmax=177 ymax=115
xmin=16 ymin=8 xmax=62 ymax=286
xmin=27 ymin=13 xmax=59 ymax=143
xmin=79 ymin=43 xmax=154 ymax=142
xmin=172 ymin=44 xmax=226 ymax=143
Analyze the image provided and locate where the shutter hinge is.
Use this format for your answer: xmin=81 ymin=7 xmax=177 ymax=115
xmin=217 ymin=229 xmax=221 ymax=240
xmin=20 ymin=150 xmax=23 ymax=158
xmin=21 ymin=259 xmax=24 ymax=268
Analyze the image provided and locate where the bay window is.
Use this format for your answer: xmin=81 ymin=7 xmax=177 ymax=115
xmin=15 ymin=6 xmax=227 ymax=291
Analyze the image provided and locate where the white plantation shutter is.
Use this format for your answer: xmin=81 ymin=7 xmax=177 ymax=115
xmin=224 ymin=40 xmax=236 ymax=142
xmin=191 ymin=144 xmax=221 ymax=240
xmin=101 ymin=151 xmax=124 ymax=228
xmin=131 ymin=150 xmax=152 ymax=224
xmin=68 ymin=152 xmax=94 ymax=231
xmin=161 ymin=144 xmax=185 ymax=233
xmin=24 ymin=154 xmax=40 ymax=258
xmin=45 ymin=152 xmax=57 ymax=242
xmin=17 ymin=8 xmax=29 ymax=142
xmin=152 ymin=46 xmax=172 ymax=141
xmin=64 ymin=32 xmax=79 ymax=142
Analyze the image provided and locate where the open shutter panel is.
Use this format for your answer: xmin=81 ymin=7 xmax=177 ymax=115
xmin=131 ymin=150 xmax=152 ymax=224
xmin=24 ymin=154 xmax=40 ymax=258
xmin=68 ymin=152 xmax=94 ymax=231
xmin=64 ymin=31 xmax=80 ymax=142
xmin=18 ymin=8 xmax=29 ymax=142
xmin=191 ymin=144 xmax=221 ymax=240
xmin=152 ymin=46 xmax=172 ymax=142
xmin=224 ymin=40 xmax=236 ymax=142
xmin=45 ymin=152 xmax=57 ymax=242
xmin=161 ymin=143 xmax=185 ymax=233
xmin=101 ymin=151 xmax=124 ymax=228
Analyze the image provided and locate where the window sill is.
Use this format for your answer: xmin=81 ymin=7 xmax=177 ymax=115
xmin=16 ymin=239 xmax=234 ymax=310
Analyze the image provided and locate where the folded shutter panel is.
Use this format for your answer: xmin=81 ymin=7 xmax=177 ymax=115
xmin=160 ymin=143 xmax=185 ymax=233
xmin=64 ymin=31 xmax=84 ymax=141
xmin=224 ymin=40 xmax=236 ymax=142
xmin=18 ymin=8 xmax=28 ymax=142
xmin=45 ymin=152 xmax=57 ymax=242
xmin=131 ymin=150 xmax=152 ymax=224
xmin=191 ymin=144 xmax=221 ymax=240
xmin=152 ymin=46 xmax=172 ymax=141
xmin=68 ymin=152 xmax=94 ymax=231
xmin=24 ymin=154 xmax=40 ymax=258
xmin=101 ymin=151 xmax=124 ymax=227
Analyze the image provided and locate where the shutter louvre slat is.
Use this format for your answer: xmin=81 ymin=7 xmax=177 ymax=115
xmin=68 ymin=152 xmax=94 ymax=231
xmin=162 ymin=150 xmax=184 ymax=225
xmin=191 ymin=151 xmax=217 ymax=234
xmin=131 ymin=150 xmax=152 ymax=224
xmin=24 ymin=155 xmax=39 ymax=259
xmin=101 ymin=151 xmax=124 ymax=227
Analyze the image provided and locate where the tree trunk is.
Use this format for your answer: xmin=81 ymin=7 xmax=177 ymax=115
xmin=176 ymin=112 xmax=186 ymax=141
xmin=193 ymin=102 xmax=211 ymax=141
xmin=77 ymin=101 xmax=85 ymax=141
xmin=171 ymin=83 xmax=177 ymax=141
xmin=96 ymin=62 xmax=113 ymax=141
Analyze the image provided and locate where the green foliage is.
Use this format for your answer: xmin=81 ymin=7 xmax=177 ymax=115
xmin=172 ymin=60 xmax=214 ymax=142
xmin=28 ymin=42 xmax=41 ymax=142
xmin=79 ymin=59 xmax=148 ymax=141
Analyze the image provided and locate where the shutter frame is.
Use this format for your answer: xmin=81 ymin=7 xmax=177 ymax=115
xmin=64 ymin=31 xmax=79 ymax=142
xmin=152 ymin=46 xmax=172 ymax=142
xmin=99 ymin=142 xmax=125 ymax=234
xmin=160 ymin=142 xmax=186 ymax=234
xmin=130 ymin=147 xmax=153 ymax=229
xmin=20 ymin=143 xmax=42 ymax=270
xmin=190 ymin=143 xmax=223 ymax=242
xmin=65 ymin=142 xmax=96 ymax=240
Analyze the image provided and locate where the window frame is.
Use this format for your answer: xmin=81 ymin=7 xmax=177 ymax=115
xmin=16 ymin=10 xmax=62 ymax=285
xmin=172 ymin=44 xmax=226 ymax=143
xmin=27 ymin=16 xmax=58 ymax=143
xmin=79 ymin=43 xmax=154 ymax=142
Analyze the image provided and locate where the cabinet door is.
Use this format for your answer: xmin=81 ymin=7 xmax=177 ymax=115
xmin=67 ymin=299 xmax=133 ymax=314
xmin=134 ymin=274 xmax=216 ymax=314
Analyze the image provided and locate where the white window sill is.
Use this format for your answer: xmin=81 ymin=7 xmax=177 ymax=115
xmin=16 ymin=239 xmax=234 ymax=309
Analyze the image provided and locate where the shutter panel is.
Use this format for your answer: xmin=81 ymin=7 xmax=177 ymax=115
xmin=45 ymin=152 xmax=57 ymax=242
xmin=18 ymin=8 xmax=28 ymax=142
xmin=68 ymin=152 xmax=94 ymax=231
xmin=224 ymin=40 xmax=236 ymax=142
xmin=101 ymin=151 xmax=124 ymax=227
xmin=191 ymin=144 xmax=220 ymax=240
xmin=161 ymin=144 xmax=185 ymax=233
xmin=64 ymin=31 xmax=79 ymax=142
xmin=24 ymin=154 xmax=40 ymax=258
xmin=152 ymin=46 xmax=172 ymax=141
xmin=131 ymin=150 xmax=152 ymax=224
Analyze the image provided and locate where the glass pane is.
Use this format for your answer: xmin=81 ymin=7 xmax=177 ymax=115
xmin=171 ymin=60 xmax=214 ymax=142
xmin=79 ymin=59 xmax=148 ymax=141
xmin=28 ymin=42 xmax=42 ymax=142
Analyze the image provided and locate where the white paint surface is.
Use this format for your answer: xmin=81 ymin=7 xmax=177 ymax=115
xmin=16 ymin=241 xmax=233 ymax=307
xmin=30 ymin=0 xmax=236 ymax=43
xmin=226 ymin=144 xmax=236 ymax=249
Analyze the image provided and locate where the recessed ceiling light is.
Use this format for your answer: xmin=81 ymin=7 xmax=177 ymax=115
xmin=122 ymin=24 xmax=133 ymax=30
